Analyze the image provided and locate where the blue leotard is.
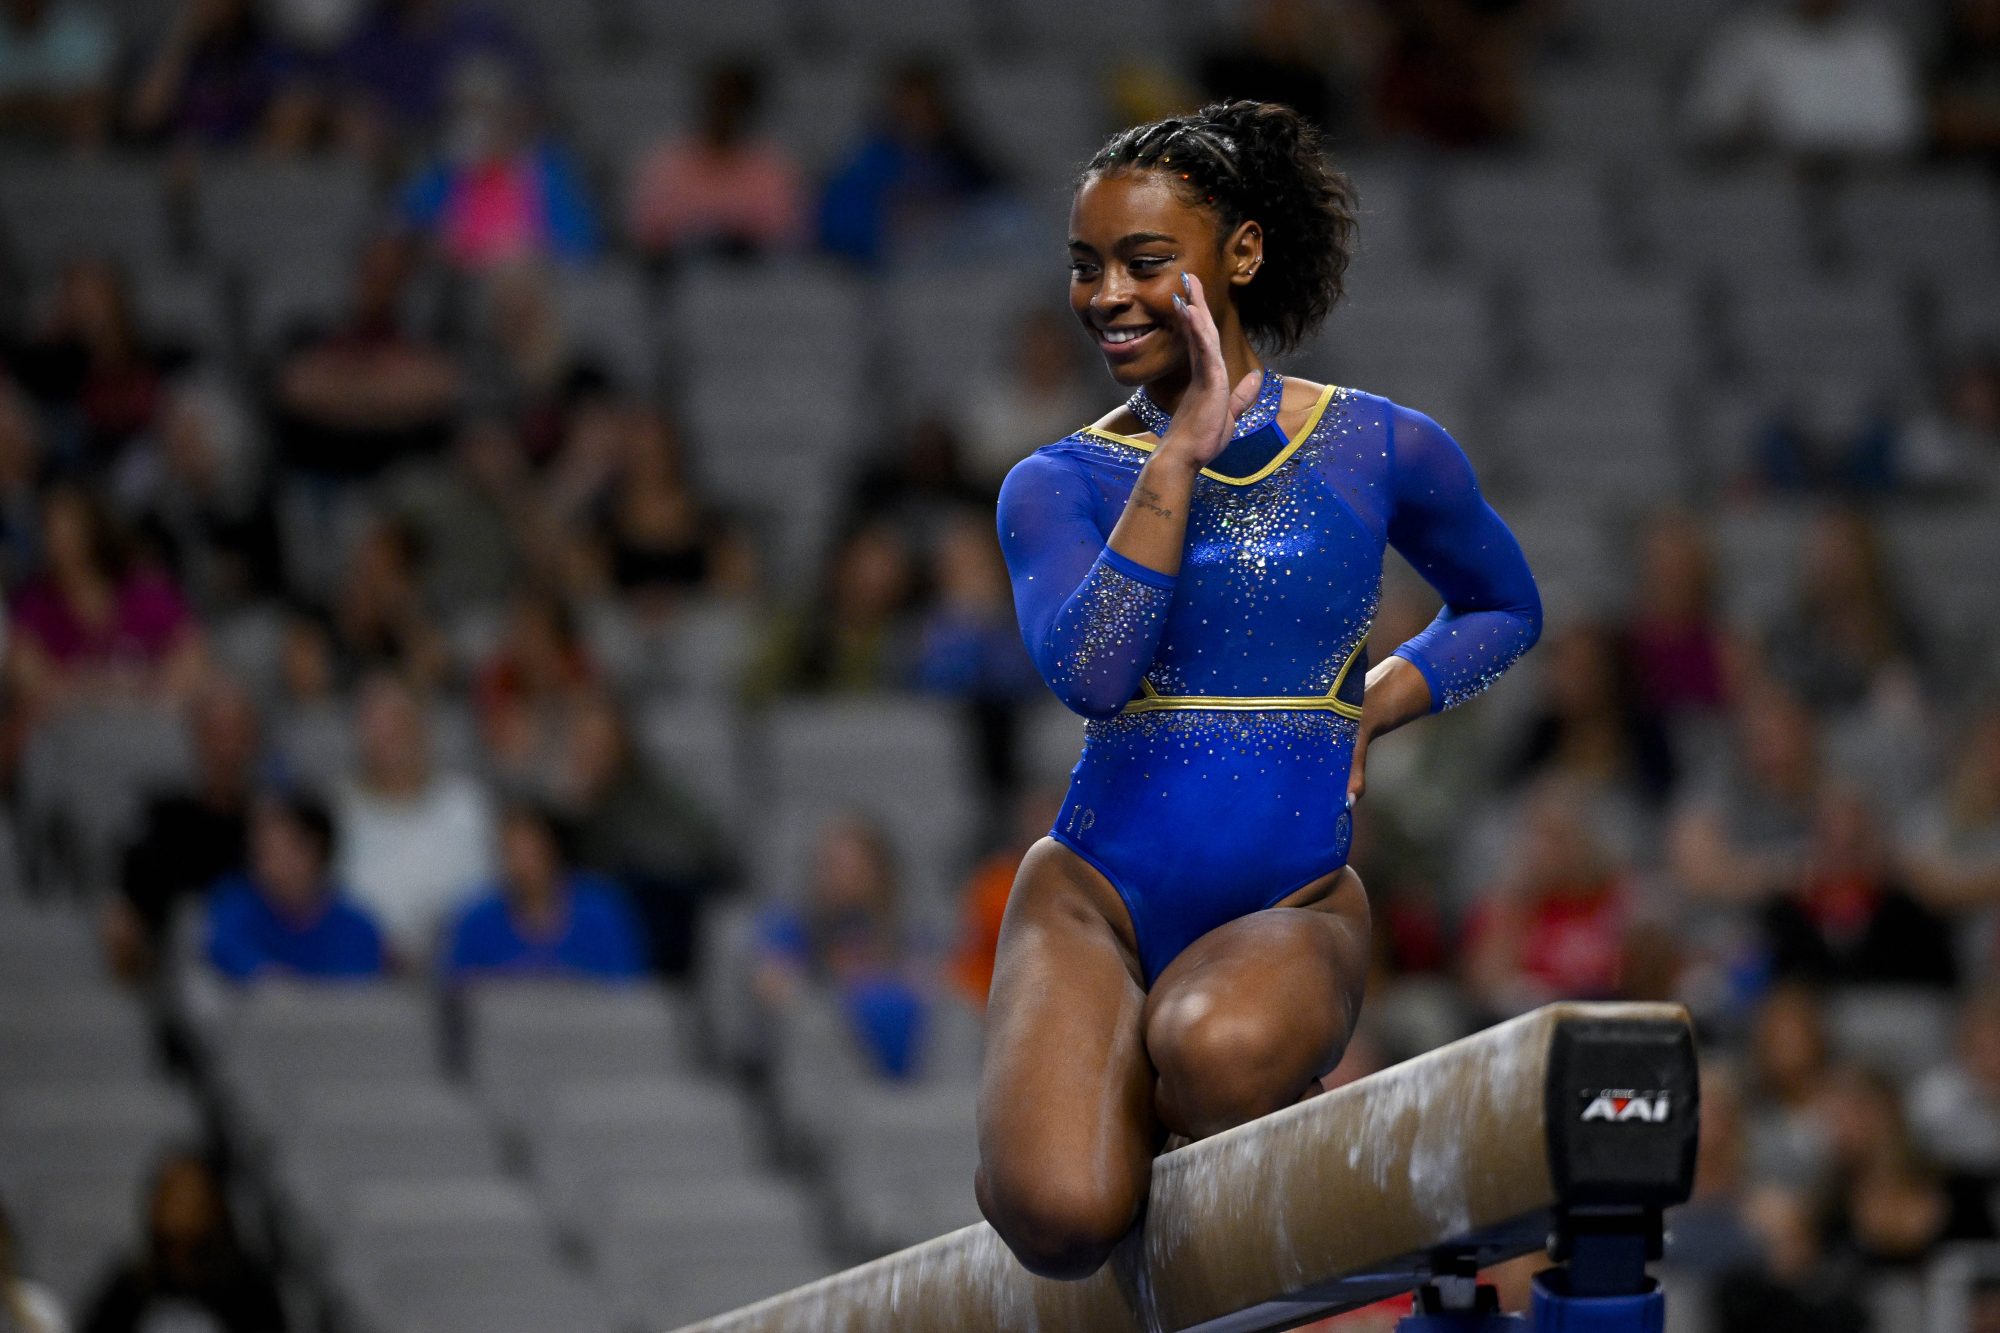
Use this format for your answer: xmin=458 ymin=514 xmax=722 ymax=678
xmin=997 ymin=370 xmax=1542 ymax=985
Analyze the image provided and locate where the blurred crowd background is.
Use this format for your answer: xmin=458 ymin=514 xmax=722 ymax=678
xmin=0 ymin=0 xmax=1998 ymax=1329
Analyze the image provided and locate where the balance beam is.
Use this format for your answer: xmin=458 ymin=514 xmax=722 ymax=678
xmin=673 ymin=1001 xmax=1697 ymax=1333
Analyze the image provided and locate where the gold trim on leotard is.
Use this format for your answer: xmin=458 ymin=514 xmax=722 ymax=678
xmin=1080 ymin=384 xmax=1339 ymax=487
xmin=1119 ymin=636 xmax=1368 ymax=721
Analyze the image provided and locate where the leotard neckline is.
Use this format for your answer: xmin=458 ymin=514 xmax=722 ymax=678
xmin=1079 ymin=379 xmax=1339 ymax=487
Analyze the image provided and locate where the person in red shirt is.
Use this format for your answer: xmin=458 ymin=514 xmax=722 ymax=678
xmin=1463 ymin=778 xmax=1631 ymax=1016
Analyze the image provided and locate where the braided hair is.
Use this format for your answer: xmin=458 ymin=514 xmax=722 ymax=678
xmin=1081 ymin=101 xmax=1356 ymax=357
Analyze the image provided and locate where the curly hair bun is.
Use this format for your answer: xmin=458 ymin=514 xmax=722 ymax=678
xmin=1082 ymin=100 xmax=1357 ymax=357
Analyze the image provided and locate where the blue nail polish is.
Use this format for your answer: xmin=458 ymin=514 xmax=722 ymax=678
xmin=1181 ymin=272 xmax=1192 ymax=294
xmin=1172 ymin=293 xmax=1186 ymax=312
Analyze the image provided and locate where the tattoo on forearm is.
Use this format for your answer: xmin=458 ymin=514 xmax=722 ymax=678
xmin=1138 ymin=485 xmax=1174 ymax=520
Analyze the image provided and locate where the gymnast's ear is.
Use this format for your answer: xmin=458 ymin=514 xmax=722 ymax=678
xmin=1224 ymin=219 xmax=1263 ymax=289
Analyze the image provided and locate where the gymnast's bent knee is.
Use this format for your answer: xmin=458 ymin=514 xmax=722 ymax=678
xmin=975 ymin=1160 xmax=1140 ymax=1281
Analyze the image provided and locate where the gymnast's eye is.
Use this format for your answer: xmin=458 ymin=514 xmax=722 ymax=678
xmin=1129 ymin=255 xmax=1174 ymax=275
xmin=1069 ymin=260 xmax=1100 ymax=280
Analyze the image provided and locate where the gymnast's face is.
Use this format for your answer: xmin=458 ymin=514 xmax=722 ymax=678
xmin=1068 ymin=171 xmax=1241 ymax=390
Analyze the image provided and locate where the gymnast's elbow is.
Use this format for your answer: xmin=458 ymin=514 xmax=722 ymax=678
xmin=1515 ymin=587 xmax=1546 ymax=651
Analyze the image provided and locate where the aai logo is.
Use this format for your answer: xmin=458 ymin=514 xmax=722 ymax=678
xmin=1580 ymin=1090 xmax=1672 ymax=1124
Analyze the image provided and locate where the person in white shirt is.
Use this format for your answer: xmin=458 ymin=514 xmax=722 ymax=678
xmin=1685 ymin=0 xmax=1922 ymax=160
xmin=332 ymin=671 xmax=495 ymax=965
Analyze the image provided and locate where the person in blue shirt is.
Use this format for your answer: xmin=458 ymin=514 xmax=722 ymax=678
xmin=207 ymin=795 xmax=385 ymax=982
xmin=977 ymin=101 xmax=1542 ymax=1281
xmin=440 ymin=802 xmax=648 ymax=981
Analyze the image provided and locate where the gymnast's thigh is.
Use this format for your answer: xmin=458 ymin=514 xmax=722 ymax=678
xmin=1143 ymin=865 xmax=1372 ymax=1141
xmin=975 ymin=838 xmax=1159 ymax=1232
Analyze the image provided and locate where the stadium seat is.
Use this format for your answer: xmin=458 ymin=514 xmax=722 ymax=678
xmin=9 ymin=1169 xmax=144 ymax=1312
xmin=596 ymin=1176 xmax=833 ymax=1327
xmin=569 ymin=60 xmax=693 ymax=174
xmin=1517 ymin=275 xmax=1706 ymax=383
xmin=349 ymin=1253 xmax=617 ymax=1333
xmin=1638 ymin=170 xmax=1818 ymax=282
xmin=193 ymin=159 xmax=377 ymax=281
xmin=1834 ymin=168 xmax=2000 ymax=284
xmin=526 ymin=1075 xmax=763 ymax=1233
xmin=209 ymin=983 xmax=443 ymax=1137
xmin=633 ymin=693 xmax=750 ymax=831
xmin=0 ymin=904 xmax=119 ymax=997
xmin=1724 ymin=274 xmax=1919 ymax=392
xmin=613 ymin=0 xmax=799 ymax=59
xmin=464 ymin=980 xmax=698 ymax=1131
xmin=0 ymin=991 xmax=157 ymax=1083
xmin=0 ymin=1082 xmax=201 ymax=1208
xmin=1440 ymin=163 xmax=1623 ymax=275
xmin=1487 ymin=378 xmax=1692 ymax=507
xmin=825 ymin=1082 xmax=982 ymax=1251
xmin=0 ymin=157 xmax=175 ymax=276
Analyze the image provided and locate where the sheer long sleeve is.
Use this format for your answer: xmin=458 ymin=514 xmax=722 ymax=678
xmin=1384 ymin=404 xmax=1542 ymax=712
xmin=997 ymin=452 xmax=1175 ymax=719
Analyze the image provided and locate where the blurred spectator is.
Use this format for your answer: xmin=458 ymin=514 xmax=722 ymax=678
xmin=947 ymin=786 xmax=1061 ymax=1007
xmin=1904 ymin=703 xmax=2000 ymax=916
xmin=1664 ymin=1063 xmax=1763 ymax=1274
xmin=589 ymin=406 xmax=754 ymax=607
xmin=0 ymin=1193 xmax=66 ymax=1333
xmin=1504 ymin=619 xmax=1673 ymax=809
xmin=472 ymin=587 xmax=596 ymax=795
xmin=747 ymin=519 xmax=920 ymax=699
xmin=388 ymin=416 xmax=539 ymax=608
xmin=1818 ymin=1064 xmax=1994 ymax=1269
xmin=332 ymin=0 xmax=532 ymax=159
xmin=118 ymin=381 xmax=279 ymax=613
xmin=913 ymin=515 xmax=1035 ymax=705
xmin=205 ymin=793 xmax=385 ymax=982
xmin=1685 ymin=0 xmax=1922 ymax=162
xmin=1621 ymin=512 xmax=1740 ymax=725
xmin=1743 ymin=982 xmax=1834 ymax=1185
xmin=847 ymin=415 xmax=986 ymax=556
xmin=1669 ymin=680 xmax=1821 ymax=903
xmin=1462 ymin=778 xmax=1633 ymax=1016
xmin=755 ymin=815 xmax=929 ymax=1079
xmin=460 ymin=268 xmax=599 ymax=458
xmin=332 ymin=671 xmax=495 ymax=963
xmin=818 ymin=61 xmax=1007 ymax=267
xmin=331 ymin=515 xmax=452 ymax=690
xmin=440 ymin=801 xmax=647 ymax=980
xmin=544 ymin=692 xmax=727 ymax=972
xmin=1766 ymin=506 xmax=1924 ymax=716
xmin=1910 ymin=984 xmax=2000 ymax=1174
xmin=397 ymin=58 xmax=598 ymax=272
xmin=127 ymin=0 xmax=317 ymax=150
xmin=6 ymin=484 xmax=206 ymax=722
xmin=962 ymin=309 xmax=1097 ymax=490
xmin=79 ymin=1151 xmax=285 ymax=1333
xmin=627 ymin=60 xmax=805 ymax=262
xmin=914 ymin=513 xmax=1040 ymax=792
xmin=1196 ymin=0 xmax=1355 ymax=141
xmin=1708 ymin=1184 xmax=1869 ymax=1333
xmin=1930 ymin=0 xmax=2000 ymax=165
xmin=12 ymin=260 xmax=184 ymax=474
xmin=0 ymin=381 xmax=44 ymax=584
xmin=0 ymin=0 xmax=111 ymax=149
xmin=264 ymin=604 xmax=350 ymax=788
xmin=1895 ymin=350 xmax=2000 ymax=494
xmin=270 ymin=234 xmax=461 ymax=485
xmin=1371 ymin=0 xmax=1534 ymax=148
xmin=106 ymin=674 xmax=262 ymax=980
xmin=1746 ymin=393 xmax=1900 ymax=496
xmin=1759 ymin=785 xmax=1957 ymax=989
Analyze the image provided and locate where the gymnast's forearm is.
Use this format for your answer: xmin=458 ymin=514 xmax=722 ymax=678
xmin=1358 ymin=655 xmax=1433 ymax=741
xmin=1105 ymin=450 xmax=1200 ymax=577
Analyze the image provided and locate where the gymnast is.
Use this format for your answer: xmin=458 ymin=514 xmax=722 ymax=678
xmin=978 ymin=100 xmax=1543 ymax=1280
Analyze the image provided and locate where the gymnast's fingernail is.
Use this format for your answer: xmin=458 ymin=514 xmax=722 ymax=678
xmin=1181 ymin=272 xmax=1192 ymax=294
xmin=1172 ymin=293 xmax=1187 ymax=313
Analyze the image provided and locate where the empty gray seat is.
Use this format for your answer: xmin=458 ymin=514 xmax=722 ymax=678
xmin=769 ymin=988 xmax=872 ymax=1154
xmin=352 ymin=1254 xmax=617 ymax=1333
xmin=0 ymin=158 xmax=174 ymax=275
xmin=333 ymin=1177 xmax=555 ymax=1275
xmin=1727 ymin=275 xmax=1917 ymax=390
xmin=631 ymin=694 xmax=748 ymax=832
xmin=195 ymin=159 xmax=376 ymax=279
xmin=0 ymin=1083 xmax=201 ymax=1203
xmin=466 ymin=981 xmax=695 ymax=1129
xmin=571 ymin=61 xmax=692 ymax=171
xmin=527 ymin=1076 xmax=761 ymax=1233
xmin=0 ymin=906 xmax=118 ymax=998
xmin=597 ymin=1177 xmax=831 ymax=1327
xmin=1836 ymin=168 xmax=2000 ymax=281
xmin=1531 ymin=71 xmax=1673 ymax=162
xmin=762 ymin=61 xmax=874 ymax=176
xmin=615 ymin=0 xmax=796 ymax=58
xmin=1488 ymin=380 xmax=1692 ymax=506
xmin=1640 ymin=170 xmax=1815 ymax=281
xmin=1442 ymin=164 xmax=1621 ymax=273
xmin=212 ymin=983 xmax=442 ymax=1134
xmin=0 ymin=991 xmax=157 ymax=1082
xmin=550 ymin=260 xmax=657 ymax=391
xmin=826 ymin=1083 xmax=981 ymax=1251
xmin=17 ymin=704 xmax=194 ymax=897
xmin=11 ymin=1169 xmax=141 ymax=1311
xmin=1321 ymin=275 xmax=1497 ymax=389
xmin=1519 ymin=276 xmax=1705 ymax=382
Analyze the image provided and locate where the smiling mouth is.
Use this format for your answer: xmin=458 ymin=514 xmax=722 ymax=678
xmin=1096 ymin=323 xmax=1159 ymax=350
